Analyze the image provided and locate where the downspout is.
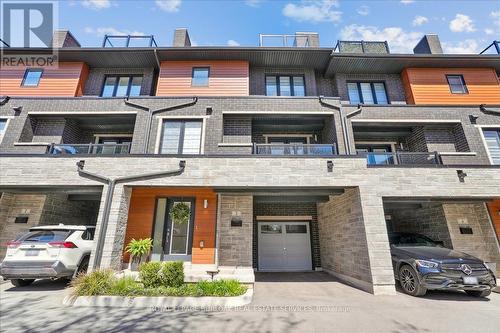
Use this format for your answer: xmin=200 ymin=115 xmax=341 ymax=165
xmin=343 ymin=105 xmax=362 ymax=154
xmin=0 ymin=96 xmax=10 ymax=106
xmin=480 ymin=104 xmax=500 ymax=116
xmin=124 ymin=97 xmax=198 ymax=153
xmin=318 ymin=96 xmax=348 ymax=155
xmin=77 ymin=159 xmax=186 ymax=269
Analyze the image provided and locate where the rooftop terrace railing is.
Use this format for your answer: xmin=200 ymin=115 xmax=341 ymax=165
xmin=259 ymin=34 xmax=314 ymax=47
xmin=479 ymin=41 xmax=500 ymax=55
xmin=102 ymin=35 xmax=158 ymax=48
xmin=48 ymin=143 xmax=131 ymax=155
xmin=334 ymin=40 xmax=390 ymax=54
xmin=254 ymin=144 xmax=336 ymax=156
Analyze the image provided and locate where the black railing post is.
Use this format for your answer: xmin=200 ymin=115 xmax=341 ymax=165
xmin=434 ymin=151 xmax=442 ymax=165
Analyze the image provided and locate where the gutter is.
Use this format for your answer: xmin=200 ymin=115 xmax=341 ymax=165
xmin=77 ymin=159 xmax=186 ymax=270
xmin=124 ymin=97 xmax=198 ymax=153
xmin=343 ymin=105 xmax=362 ymax=155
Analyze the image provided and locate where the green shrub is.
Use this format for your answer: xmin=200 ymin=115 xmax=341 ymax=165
xmin=108 ymin=276 xmax=140 ymax=296
xmin=139 ymin=261 xmax=184 ymax=288
xmin=71 ymin=269 xmax=115 ymax=296
xmin=138 ymin=261 xmax=163 ymax=288
xmin=160 ymin=261 xmax=184 ymax=288
xmin=196 ymin=279 xmax=246 ymax=296
xmin=125 ymin=238 xmax=153 ymax=264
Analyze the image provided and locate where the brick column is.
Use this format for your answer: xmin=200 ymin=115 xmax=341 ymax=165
xmin=90 ymin=184 xmax=132 ymax=270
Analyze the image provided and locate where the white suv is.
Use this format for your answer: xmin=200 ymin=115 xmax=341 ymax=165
xmin=0 ymin=225 xmax=95 ymax=287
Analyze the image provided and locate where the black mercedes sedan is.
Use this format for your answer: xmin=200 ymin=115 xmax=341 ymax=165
xmin=389 ymin=232 xmax=497 ymax=297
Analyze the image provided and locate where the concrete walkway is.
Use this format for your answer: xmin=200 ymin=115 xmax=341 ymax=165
xmin=0 ymin=273 xmax=499 ymax=333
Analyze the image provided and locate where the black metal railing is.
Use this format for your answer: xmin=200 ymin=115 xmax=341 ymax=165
xmin=48 ymin=143 xmax=131 ymax=155
xmin=102 ymin=35 xmax=158 ymax=47
xmin=364 ymin=152 xmax=441 ymax=165
xmin=254 ymin=144 xmax=336 ymax=156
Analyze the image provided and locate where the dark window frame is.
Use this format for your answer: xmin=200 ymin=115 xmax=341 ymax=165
xmin=446 ymin=74 xmax=468 ymax=94
xmin=159 ymin=119 xmax=203 ymax=155
xmin=346 ymin=81 xmax=390 ymax=105
xmin=21 ymin=68 xmax=43 ymax=87
xmin=100 ymin=75 xmax=143 ymax=97
xmin=191 ymin=67 xmax=210 ymax=87
xmin=265 ymin=75 xmax=306 ymax=96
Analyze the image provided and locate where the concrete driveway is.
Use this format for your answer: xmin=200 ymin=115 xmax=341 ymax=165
xmin=1 ymin=273 xmax=499 ymax=333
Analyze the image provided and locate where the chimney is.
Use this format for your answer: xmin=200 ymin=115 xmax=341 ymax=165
xmin=413 ymin=34 xmax=443 ymax=54
xmin=173 ymin=28 xmax=191 ymax=47
xmin=51 ymin=30 xmax=81 ymax=48
xmin=294 ymin=32 xmax=319 ymax=47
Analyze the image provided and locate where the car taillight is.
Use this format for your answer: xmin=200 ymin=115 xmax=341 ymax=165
xmin=48 ymin=241 xmax=78 ymax=248
xmin=5 ymin=241 xmax=21 ymax=249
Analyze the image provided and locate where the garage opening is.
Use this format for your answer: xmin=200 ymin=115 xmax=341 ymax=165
xmin=383 ymin=199 xmax=500 ymax=275
xmin=0 ymin=186 xmax=102 ymax=258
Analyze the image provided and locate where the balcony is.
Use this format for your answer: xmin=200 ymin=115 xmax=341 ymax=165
xmin=48 ymin=143 xmax=131 ymax=155
xmin=364 ymin=152 xmax=441 ymax=166
xmin=254 ymin=144 xmax=336 ymax=156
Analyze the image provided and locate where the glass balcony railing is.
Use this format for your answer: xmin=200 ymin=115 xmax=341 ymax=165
xmin=364 ymin=152 xmax=441 ymax=165
xmin=48 ymin=143 xmax=131 ymax=155
xmin=254 ymin=144 xmax=336 ymax=156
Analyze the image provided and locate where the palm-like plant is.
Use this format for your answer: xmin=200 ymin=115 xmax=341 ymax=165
xmin=125 ymin=238 xmax=153 ymax=270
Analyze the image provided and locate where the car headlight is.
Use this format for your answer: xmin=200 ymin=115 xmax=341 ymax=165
xmin=415 ymin=260 xmax=439 ymax=269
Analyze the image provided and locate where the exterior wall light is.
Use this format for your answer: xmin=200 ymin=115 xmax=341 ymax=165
xmin=468 ymin=115 xmax=479 ymax=124
xmin=327 ymin=160 xmax=334 ymax=172
xmin=457 ymin=170 xmax=467 ymax=183
xmin=203 ymin=199 xmax=208 ymax=209
xmin=199 ymin=240 xmax=205 ymax=248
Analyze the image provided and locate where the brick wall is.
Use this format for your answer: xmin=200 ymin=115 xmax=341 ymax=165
xmin=317 ymin=189 xmax=373 ymax=284
xmin=387 ymin=203 xmax=453 ymax=248
xmin=217 ymin=195 xmax=253 ymax=267
xmin=252 ymin=201 xmax=321 ymax=269
xmin=335 ymin=73 xmax=406 ymax=104
xmin=223 ymin=115 xmax=252 ymax=144
xmin=83 ymin=67 xmax=155 ymax=96
xmin=39 ymin=194 xmax=99 ymax=226
xmin=250 ymin=67 xmax=318 ymax=96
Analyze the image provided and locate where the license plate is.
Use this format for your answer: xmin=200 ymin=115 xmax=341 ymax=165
xmin=25 ymin=249 xmax=40 ymax=256
xmin=463 ymin=276 xmax=478 ymax=285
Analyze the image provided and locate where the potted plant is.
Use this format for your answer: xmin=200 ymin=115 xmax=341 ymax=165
xmin=125 ymin=238 xmax=153 ymax=271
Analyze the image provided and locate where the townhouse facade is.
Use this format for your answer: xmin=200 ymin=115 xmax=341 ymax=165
xmin=0 ymin=30 xmax=499 ymax=294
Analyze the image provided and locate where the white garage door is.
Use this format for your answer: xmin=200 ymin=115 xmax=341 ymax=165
xmin=258 ymin=221 xmax=312 ymax=271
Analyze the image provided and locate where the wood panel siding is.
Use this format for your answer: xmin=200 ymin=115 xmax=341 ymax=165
xmin=402 ymin=68 xmax=500 ymax=105
xmin=156 ymin=60 xmax=249 ymax=96
xmin=0 ymin=62 xmax=89 ymax=97
xmin=487 ymin=200 xmax=500 ymax=241
xmin=124 ymin=187 xmax=217 ymax=264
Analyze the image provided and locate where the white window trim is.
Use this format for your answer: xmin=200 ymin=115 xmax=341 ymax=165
xmin=93 ymin=134 xmax=133 ymax=144
xmin=263 ymin=134 xmax=313 ymax=144
xmin=0 ymin=117 xmax=12 ymax=145
xmin=154 ymin=116 xmax=208 ymax=154
xmin=477 ymin=126 xmax=500 ymax=165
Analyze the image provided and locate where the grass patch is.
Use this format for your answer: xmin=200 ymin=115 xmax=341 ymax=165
xmin=72 ymin=270 xmax=247 ymax=297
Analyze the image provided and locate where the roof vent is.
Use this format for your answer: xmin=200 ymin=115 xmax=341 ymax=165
xmin=413 ymin=34 xmax=443 ymax=54
xmin=335 ymin=40 xmax=390 ymax=54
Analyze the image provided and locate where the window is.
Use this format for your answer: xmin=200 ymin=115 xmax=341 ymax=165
xmin=347 ymin=82 xmax=388 ymax=104
xmin=446 ymin=75 xmax=468 ymax=94
xmin=21 ymin=69 xmax=43 ymax=87
xmin=483 ymin=129 xmax=500 ymax=165
xmin=261 ymin=224 xmax=282 ymax=234
xmin=160 ymin=120 xmax=202 ymax=154
xmin=101 ymin=75 xmax=142 ymax=97
xmin=265 ymin=75 xmax=305 ymax=96
xmin=0 ymin=119 xmax=7 ymax=143
xmin=192 ymin=67 xmax=209 ymax=87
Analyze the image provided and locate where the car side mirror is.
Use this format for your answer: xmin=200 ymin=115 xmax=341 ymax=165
xmin=434 ymin=241 xmax=444 ymax=247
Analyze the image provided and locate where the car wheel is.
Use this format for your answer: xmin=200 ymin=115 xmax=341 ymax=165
xmin=11 ymin=279 xmax=35 ymax=287
xmin=465 ymin=290 xmax=491 ymax=298
xmin=399 ymin=265 xmax=427 ymax=296
xmin=73 ymin=256 xmax=90 ymax=278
